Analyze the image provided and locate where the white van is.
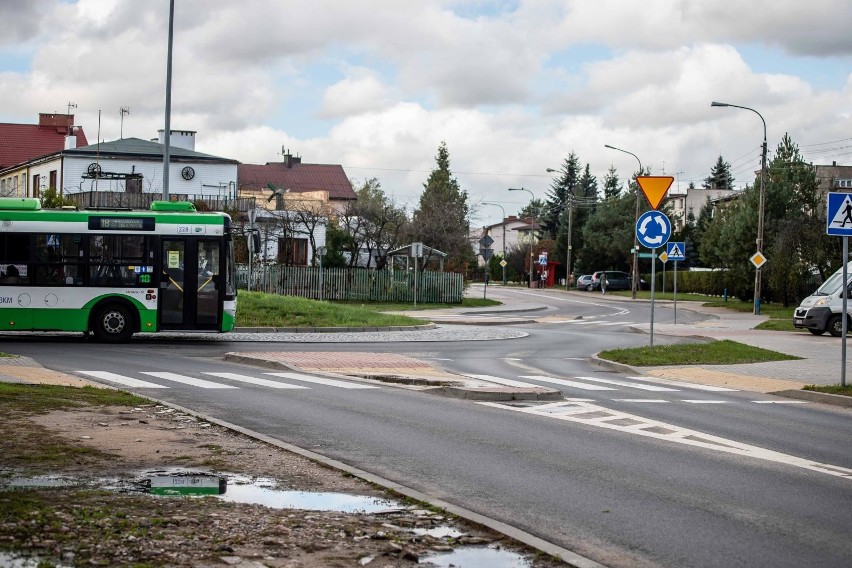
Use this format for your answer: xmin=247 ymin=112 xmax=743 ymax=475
xmin=792 ymin=262 xmax=852 ymax=336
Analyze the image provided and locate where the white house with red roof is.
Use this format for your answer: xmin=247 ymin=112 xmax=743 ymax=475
xmin=0 ymin=113 xmax=88 ymax=197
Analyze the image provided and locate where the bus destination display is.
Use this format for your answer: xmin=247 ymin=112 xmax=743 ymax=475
xmin=88 ymin=217 xmax=155 ymax=231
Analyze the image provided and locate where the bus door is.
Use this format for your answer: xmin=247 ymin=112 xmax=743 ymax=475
xmin=160 ymin=239 xmax=223 ymax=330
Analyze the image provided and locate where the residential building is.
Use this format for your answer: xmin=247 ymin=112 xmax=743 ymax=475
xmin=237 ymin=151 xmax=357 ymax=266
xmin=237 ymin=151 xmax=356 ymax=214
xmin=815 ymin=162 xmax=852 ymax=192
xmin=0 ymin=112 xmax=88 ymax=197
xmin=666 ymin=186 xmax=737 ymax=231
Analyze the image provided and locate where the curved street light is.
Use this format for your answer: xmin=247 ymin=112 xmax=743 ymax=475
xmin=547 ymin=168 xmax=575 ymax=290
xmin=604 ymin=144 xmax=643 ymax=299
xmin=508 ymin=187 xmax=536 ymax=288
xmin=711 ymin=101 xmax=768 ymax=316
xmin=482 ymin=202 xmax=507 ymax=285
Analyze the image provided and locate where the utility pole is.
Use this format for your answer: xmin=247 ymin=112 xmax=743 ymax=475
xmin=604 ymin=145 xmax=643 ymax=299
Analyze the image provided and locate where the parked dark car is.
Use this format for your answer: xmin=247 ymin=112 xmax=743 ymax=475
xmin=590 ymin=270 xmax=632 ymax=291
xmin=576 ymin=274 xmax=593 ymax=290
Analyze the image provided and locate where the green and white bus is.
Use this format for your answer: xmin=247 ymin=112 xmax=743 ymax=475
xmin=0 ymin=197 xmax=236 ymax=342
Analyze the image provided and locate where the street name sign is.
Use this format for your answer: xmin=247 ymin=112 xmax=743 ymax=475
xmin=636 ymin=176 xmax=674 ymax=210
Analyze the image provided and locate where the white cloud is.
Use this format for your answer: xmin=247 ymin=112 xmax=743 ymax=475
xmin=319 ymin=73 xmax=391 ymax=118
xmin=1 ymin=0 xmax=851 ymax=228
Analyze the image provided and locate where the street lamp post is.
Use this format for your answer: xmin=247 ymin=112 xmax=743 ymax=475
xmin=547 ymin=168 xmax=573 ymax=290
xmin=711 ymin=101 xmax=768 ymax=316
xmin=482 ymin=202 xmax=507 ymax=285
xmin=508 ymin=188 xmax=536 ymax=288
xmin=604 ymin=144 xmax=643 ymax=299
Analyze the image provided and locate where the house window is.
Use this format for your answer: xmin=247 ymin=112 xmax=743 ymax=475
xmin=32 ymin=175 xmax=40 ymax=198
xmin=278 ymin=237 xmax=308 ymax=265
xmin=49 ymin=170 xmax=57 ymax=190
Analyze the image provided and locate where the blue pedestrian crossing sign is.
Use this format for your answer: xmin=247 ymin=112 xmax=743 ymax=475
xmin=666 ymin=242 xmax=686 ymax=261
xmin=827 ymin=192 xmax=852 ymax=236
xmin=636 ymin=210 xmax=671 ymax=249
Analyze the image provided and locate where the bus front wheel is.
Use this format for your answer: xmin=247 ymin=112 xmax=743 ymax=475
xmin=93 ymin=304 xmax=135 ymax=343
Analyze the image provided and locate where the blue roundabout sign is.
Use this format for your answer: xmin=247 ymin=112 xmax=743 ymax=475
xmin=636 ymin=211 xmax=671 ymax=249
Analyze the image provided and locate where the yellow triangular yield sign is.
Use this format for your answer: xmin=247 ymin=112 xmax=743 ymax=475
xmin=636 ymin=176 xmax=674 ymax=210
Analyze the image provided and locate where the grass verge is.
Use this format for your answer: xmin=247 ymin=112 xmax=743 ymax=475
xmin=598 ymin=339 xmax=801 ymax=366
xmin=0 ymin=383 xmax=147 ymax=415
xmin=236 ymin=291 xmax=427 ymax=327
xmin=803 ymin=384 xmax=852 ymax=397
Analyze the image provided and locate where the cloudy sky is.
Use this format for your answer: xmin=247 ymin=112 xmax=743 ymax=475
xmin=2 ymin=0 xmax=851 ymax=226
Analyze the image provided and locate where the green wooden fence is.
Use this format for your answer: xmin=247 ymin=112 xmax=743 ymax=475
xmin=236 ymin=265 xmax=464 ymax=303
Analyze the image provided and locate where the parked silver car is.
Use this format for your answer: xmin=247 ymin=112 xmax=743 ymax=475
xmin=576 ymin=274 xmax=593 ymax=290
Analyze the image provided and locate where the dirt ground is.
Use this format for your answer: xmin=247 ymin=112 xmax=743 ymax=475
xmin=0 ymin=398 xmax=567 ymax=567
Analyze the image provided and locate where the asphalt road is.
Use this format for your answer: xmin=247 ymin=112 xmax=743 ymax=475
xmin=4 ymin=290 xmax=851 ymax=568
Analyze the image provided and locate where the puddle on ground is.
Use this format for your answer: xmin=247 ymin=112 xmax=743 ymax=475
xmin=221 ymin=480 xmax=401 ymax=513
xmin=2 ymin=470 xmax=401 ymax=514
xmin=421 ymin=545 xmax=532 ymax=567
xmin=2 ymin=471 xmax=538 ymax=568
xmin=0 ymin=551 xmax=70 ymax=568
xmin=413 ymin=526 xmax=465 ymax=539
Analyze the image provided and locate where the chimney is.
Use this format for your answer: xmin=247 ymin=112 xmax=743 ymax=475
xmin=282 ymin=149 xmax=302 ymax=168
xmin=157 ymin=129 xmax=197 ymax=151
xmin=39 ymin=113 xmax=74 ymax=134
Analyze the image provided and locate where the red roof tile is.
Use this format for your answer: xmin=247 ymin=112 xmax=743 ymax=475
xmin=238 ymin=162 xmax=355 ymax=201
xmin=0 ymin=123 xmax=89 ymax=169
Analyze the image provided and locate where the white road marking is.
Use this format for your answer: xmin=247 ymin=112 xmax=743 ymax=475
xmin=572 ymin=376 xmax=678 ymax=391
xmin=752 ymin=400 xmax=810 ymax=404
xmin=615 ymin=399 xmax=670 ymax=403
xmin=626 ymin=375 xmax=738 ymax=392
xmin=682 ymin=400 xmax=728 ymax=404
xmin=520 ymin=375 xmax=616 ymax=391
xmin=478 ymin=399 xmax=852 ymax=480
xmin=141 ymin=372 xmax=239 ymax=389
xmin=78 ymin=371 xmax=168 ymax=389
xmin=265 ymin=372 xmax=379 ymax=389
xmin=203 ymin=372 xmax=310 ymax=389
xmin=463 ymin=374 xmax=544 ymax=388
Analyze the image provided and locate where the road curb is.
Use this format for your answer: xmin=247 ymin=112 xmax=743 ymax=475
xmin=233 ymin=323 xmax=437 ymax=333
xmin=770 ymin=389 xmax=852 ymax=408
xmin=434 ymin=386 xmax=562 ymax=401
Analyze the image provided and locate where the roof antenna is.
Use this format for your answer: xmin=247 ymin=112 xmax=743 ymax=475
xmin=120 ymin=107 xmax=130 ymax=139
xmin=67 ymin=102 xmax=77 ymax=115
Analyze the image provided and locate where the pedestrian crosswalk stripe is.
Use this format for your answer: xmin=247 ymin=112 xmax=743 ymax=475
xmin=464 ymin=374 xmax=543 ymax=388
xmin=520 ymin=375 xmax=616 ymax=391
xmin=203 ymin=372 xmax=310 ymax=389
xmin=141 ymin=372 xmax=240 ymax=389
xmin=78 ymin=371 xmax=168 ymax=389
xmin=572 ymin=376 xmax=678 ymax=391
xmin=265 ymin=372 xmax=379 ymax=389
xmin=626 ymin=376 xmax=737 ymax=392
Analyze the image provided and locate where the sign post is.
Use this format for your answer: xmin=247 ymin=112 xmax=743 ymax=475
xmin=826 ymin=192 xmax=852 ymax=386
xmin=412 ymin=242 xmax=423 ymax=307
xmin=637 ymin=210 xmax=672 ymax=347
xmin=666 ymin=242 xmax=686 ymax=324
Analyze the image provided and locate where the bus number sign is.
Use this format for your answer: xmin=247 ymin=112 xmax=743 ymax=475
xmin=88 ymin=217 xmax=155 ymax=231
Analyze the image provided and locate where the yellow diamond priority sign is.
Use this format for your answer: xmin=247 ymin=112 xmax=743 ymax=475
xmin=750 ymin=252 xmax=767 ymax=268
xmin=636 ymin=176 xmax=674 ymax=210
